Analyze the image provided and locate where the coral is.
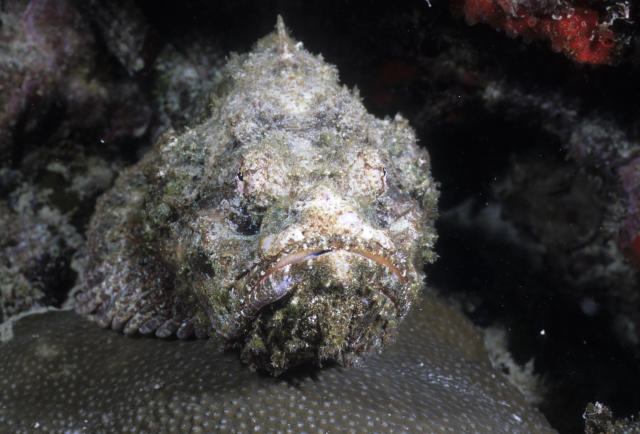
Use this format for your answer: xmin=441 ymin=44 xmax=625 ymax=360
xmin=564 ymin=117 xmax=640 ymax=277
xmin=0 ymin=292 xmax=555 ymax=432
xmin=483 ymin=325 xmax=548 ymax=406
xmin=475 ymin=80 xmax=640 ymax=318
xmin=0 ymin=0 xmax=154 ymax=325
xmin=451 ymin=0 xmax=622 ymax=64
xmin=584 ymin=401 xmax=640 ymax=433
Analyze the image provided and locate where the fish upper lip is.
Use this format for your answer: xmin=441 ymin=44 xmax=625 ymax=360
xmin=258 ymin=247 xmax=407 ymax=286
xmin=255 ymin=245 xmax=409 ymax=313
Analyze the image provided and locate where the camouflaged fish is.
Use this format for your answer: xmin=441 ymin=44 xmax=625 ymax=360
xmin=75 ymin=17 xmax=438 ymax=375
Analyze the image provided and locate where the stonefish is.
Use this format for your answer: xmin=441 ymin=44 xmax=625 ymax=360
xmin=75 ymin=17 xmax=438 ymax=375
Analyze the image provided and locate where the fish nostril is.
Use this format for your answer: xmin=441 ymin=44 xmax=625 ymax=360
xmin=229 ymin=206 xmax=263 ymax=236
xmin=238 ymin=219 xmax=261 ymax=235
xmin=377 ymin=214 xmax=390 ymax=229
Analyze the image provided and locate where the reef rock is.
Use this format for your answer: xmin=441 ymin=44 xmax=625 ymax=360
xmin=0 ymin=290 xmax=554 ymax=432
xmin=0 ymin=0 xmax=151 ymax=160
xmin=73 ymin=17 xmax=438 ymax=375
xmin=0 ymin=180 xmax=82 ymax=324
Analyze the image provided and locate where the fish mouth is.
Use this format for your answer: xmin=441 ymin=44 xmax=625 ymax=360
xmin=222 ymin=244 xmax=413 ymax=339
xmin=259 ymin=247 xmax=407 ymax=286
xmin=255 ymin=245 xmax=409 ymax=311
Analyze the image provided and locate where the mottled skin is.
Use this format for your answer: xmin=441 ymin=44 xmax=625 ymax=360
xmin=74 ymin=18 xmax=437 ymax=374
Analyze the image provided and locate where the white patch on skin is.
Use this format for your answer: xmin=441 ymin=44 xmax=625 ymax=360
xmin=290 ymin=228 xmax=304 ymax=242
xmin=277 ymin=88 xmax=312 ymax=115
xmin=337 ymin=211 xmax=362 ymax=230
xmin=328 ymin=251 xmax=354 ymax=283
xmin=259 ymin=186 xmax=396 ymax=256
xmin=260 ymin=234 xmax=274 ymax=252
xmin=390 ymin=217 xmax=412 ymax=233
xmin=288 ymin=136 xmax=313 ymax=154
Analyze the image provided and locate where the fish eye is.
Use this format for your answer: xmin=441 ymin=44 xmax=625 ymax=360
xmin=347 ymin=149 xmax=388 ymax=198
xmin=233 ymin=150 xmax=292 ymax=205
xmin=235 ymin=159 xmax=246 ymax=195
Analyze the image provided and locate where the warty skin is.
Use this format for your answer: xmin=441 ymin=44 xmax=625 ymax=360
xmin=74 ymin=17 xmax=438 ymax=375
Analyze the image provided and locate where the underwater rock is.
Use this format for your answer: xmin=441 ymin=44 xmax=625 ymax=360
xmin=0 ymin=181 xmax=82 ymax=324
xmin=443 ymin=76 xmax=639 ymax=334
xmin=0 ymin=0 xmax=154 ymax=324
xmin=0 ymin=0 xmax=151 ymax=160
xmin=423 ymin=48 xmax=640 ymax=426
xmin=568 ymin=119 xmax=640 ymax=279
xmin=74 ymin=17 xmax=438 ymax=375
xmin=0 ymin=290 xmax=554 ymax=432
xmin=73 ymin=0 xmax=154 ymax=76
xmin=152 ymin=36 xmax=225 ymax=133
xmin=583 ymin=401 xmax=640 ymax=433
